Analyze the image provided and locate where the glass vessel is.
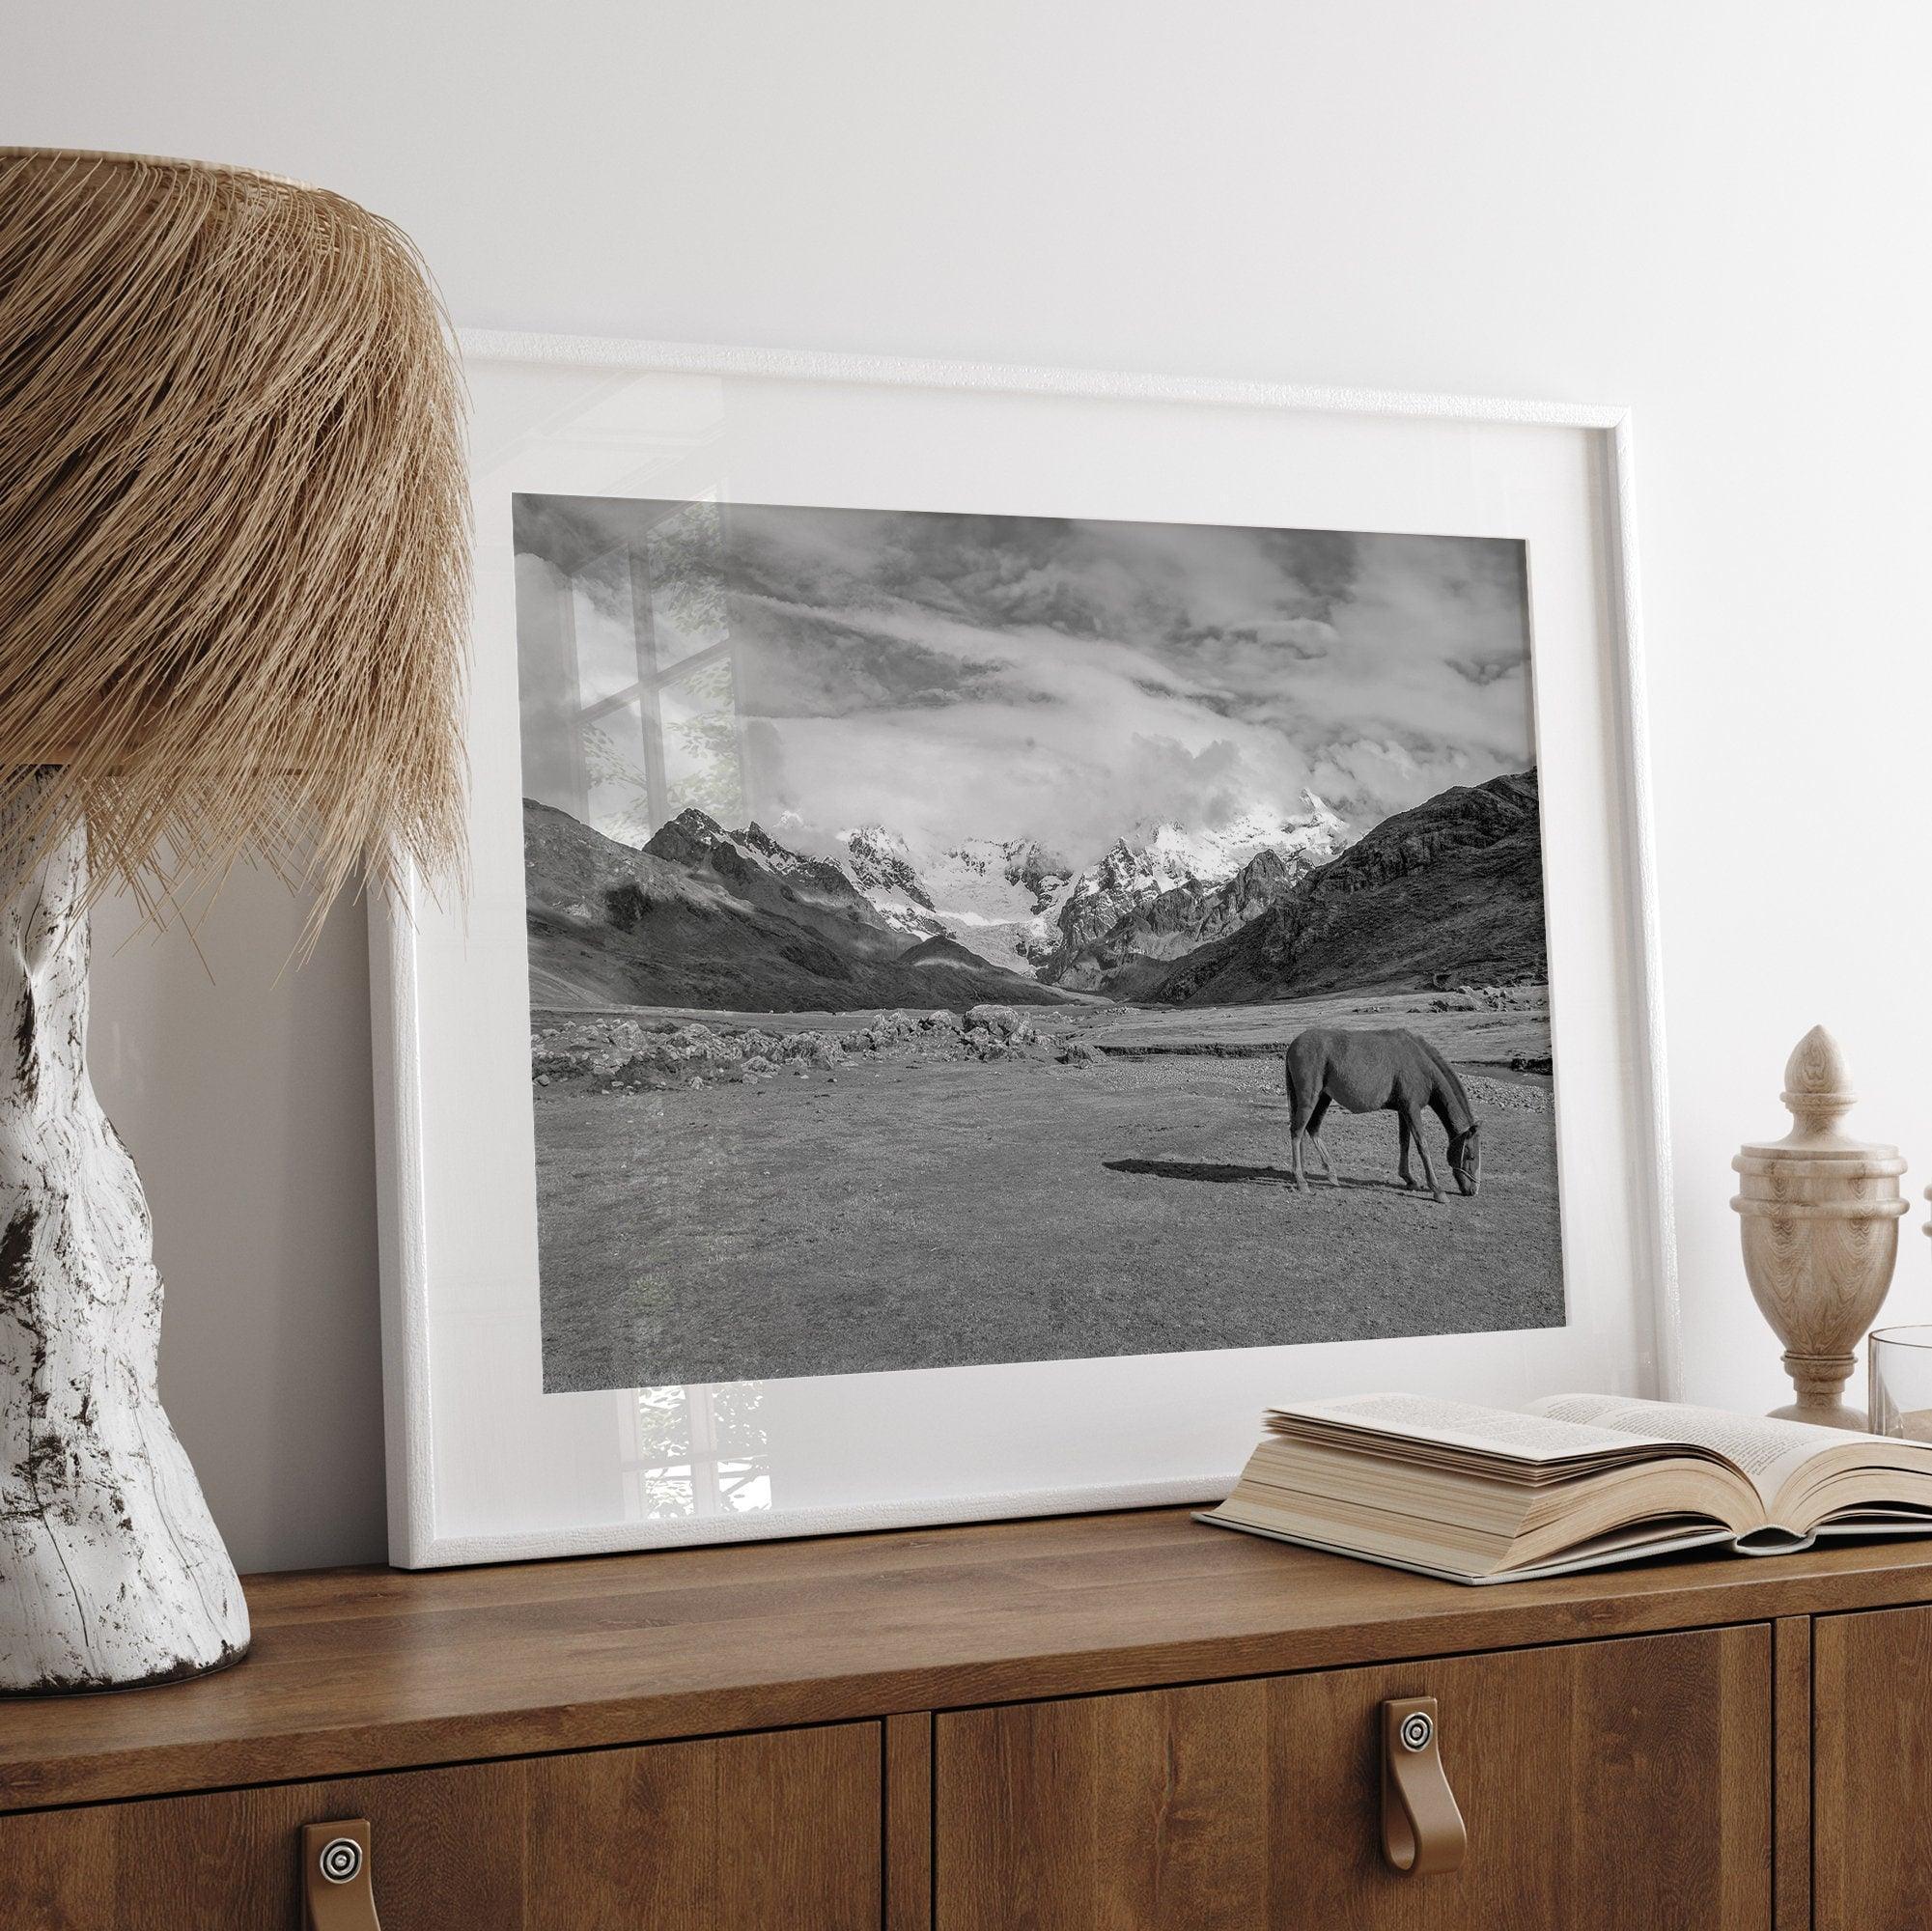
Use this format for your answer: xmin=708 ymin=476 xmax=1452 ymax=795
xmin=1866 ymin=1325 xmax=1932 ymax=1440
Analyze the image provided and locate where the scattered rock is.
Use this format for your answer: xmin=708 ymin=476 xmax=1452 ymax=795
xmin=535 ymin=996 xmax=1067 ymax=1095
xmin=803 ymin=1032 xmax=846 ymax=1068
xmin=966 ymin=1003 xmax=1022 ymax=1040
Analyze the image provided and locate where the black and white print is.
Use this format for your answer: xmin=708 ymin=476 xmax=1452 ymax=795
xmin=513 ymin=494 xmax=1561 ymax=1393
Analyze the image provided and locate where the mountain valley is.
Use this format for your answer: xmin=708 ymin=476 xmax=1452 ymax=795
xmin=523 ymin=770 xmax=1544 ymax=1016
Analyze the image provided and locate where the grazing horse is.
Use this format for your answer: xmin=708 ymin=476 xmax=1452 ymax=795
xmin=1283 ymin=1027 xmax=1481 ymax=1201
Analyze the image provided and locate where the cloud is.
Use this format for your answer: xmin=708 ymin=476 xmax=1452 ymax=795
xmin=514 ymin=494 xmax=1535 ymax=861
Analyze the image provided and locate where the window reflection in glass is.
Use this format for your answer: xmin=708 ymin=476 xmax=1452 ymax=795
xmin=623 ymin=1383 xmax=770 ymax=1520
xmin=514 ymin=491 xmax=745 ymax=851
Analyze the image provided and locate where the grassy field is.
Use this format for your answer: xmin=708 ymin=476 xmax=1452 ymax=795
xmin=534 ymin=991 xmax=1564 ymax=1391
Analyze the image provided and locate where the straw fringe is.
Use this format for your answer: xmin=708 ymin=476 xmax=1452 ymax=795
xmin=0 ymin=149 xmax=469 ymax=941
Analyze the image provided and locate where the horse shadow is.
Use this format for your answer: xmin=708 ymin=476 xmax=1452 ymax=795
xmin=1103 ymin=1157 xmax=1420 ymax=1196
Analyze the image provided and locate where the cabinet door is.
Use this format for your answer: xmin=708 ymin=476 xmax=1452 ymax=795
xmin=1814 ymin=1603 xmax=1932 ymax=1931
xmin=0 ymin=1721 xmax=880 ymax=1930
xmin=937 ymin=1626 xmax=1770 ymax=1930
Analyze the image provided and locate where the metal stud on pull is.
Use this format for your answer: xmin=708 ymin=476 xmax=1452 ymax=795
xmin=301 ymin=1820 xmax=382 ymax=1930
xmin=319 ymin=1837 xmax=363 ymax=1884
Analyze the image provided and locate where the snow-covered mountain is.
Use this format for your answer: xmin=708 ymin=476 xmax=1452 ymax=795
xmin=602 ymin=797 xmax=1350 ymax=999
xmin=839 ymin=826 xmax=943 ymax=943
xmin=842 ymin=826 xmax=935 ymax=910
xmin=837 ymin=826 xmax=1074 ymax=975
xmin=817 ymin=796 xmax=1347 ymax=988
xmin=1046 ymin=794 xmax=1345 ymax=959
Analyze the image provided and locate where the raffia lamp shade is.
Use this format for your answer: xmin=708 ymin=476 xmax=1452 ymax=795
xmin=0 ymin=150 xmax=469 ymax=1692
xmin=0 ymin=148 xmax=468 ymax=912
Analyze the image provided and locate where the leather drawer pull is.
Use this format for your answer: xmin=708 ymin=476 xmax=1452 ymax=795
xmin=1380 ymin=1697 xmax=1467 ymax=1876
xmin=302 ymin=1820 xmax=382 ymax=1930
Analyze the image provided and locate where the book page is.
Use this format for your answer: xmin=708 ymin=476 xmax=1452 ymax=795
xmin=1528 ymin=1394 xmax=1848 ymax=1506
xmin=1199 ymin=1510 xmax=1745 ymax=1586
xmin=1271 ymin=1392 xmax=1667 ymax=1463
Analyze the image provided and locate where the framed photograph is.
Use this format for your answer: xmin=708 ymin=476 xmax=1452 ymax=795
xmin=371 ymin=333 xmax=1677 ymax=1567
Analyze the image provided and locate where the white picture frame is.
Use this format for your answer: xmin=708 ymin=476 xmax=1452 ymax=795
xmin=372 ymin=331 xmax=1677 ymax=1568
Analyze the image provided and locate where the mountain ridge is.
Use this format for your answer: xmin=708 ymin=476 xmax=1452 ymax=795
xmin=523 ymin=800 xmax=1077 ymax=1012
xmin=1040 ymin=796 xmax=1348 ymax=993
xmin=824 ymin=797 xmax=1347 ymax=988
xmin=522 ymin=771 xmax=1546 ymax=1015
xmin=1152 ymin=770 xmax=1545 ymax=1005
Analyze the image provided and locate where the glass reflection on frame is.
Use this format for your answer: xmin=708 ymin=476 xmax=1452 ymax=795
xmin=621 ymin=1382 xmax=771 ymax=1520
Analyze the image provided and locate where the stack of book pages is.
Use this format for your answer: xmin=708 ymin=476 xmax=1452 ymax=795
xmin=1200 ymin=1392 xmax=1932 ymax=1583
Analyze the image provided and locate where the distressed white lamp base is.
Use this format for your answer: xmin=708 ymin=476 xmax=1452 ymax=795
xmin=0 ymin=820 xmax=249 ymax=1693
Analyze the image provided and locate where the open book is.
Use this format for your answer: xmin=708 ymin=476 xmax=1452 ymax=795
xmin=1198 ymin=1392 xmax=1932 ymax=1583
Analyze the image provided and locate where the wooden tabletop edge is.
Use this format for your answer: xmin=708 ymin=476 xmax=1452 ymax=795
xmin=9 ymin=1510 xmax=1932 ymax=1811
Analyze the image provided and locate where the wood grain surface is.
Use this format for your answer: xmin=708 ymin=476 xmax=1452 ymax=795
xmin=0 ymin=1722 xmax=879 ymax=1930
xmin=937 ymin=1624 xmax=1772 ymax=1929
xmin=885 ymin=1710 xmax=935 ymax=1931
xmin=1774 ymin=1616 xmax=1812 ymax=1931
xmin=5 ymin=1506 xmax=1932 ymax=1813
xmin=1813 ymin=1602 xmax=1932 ymax=1931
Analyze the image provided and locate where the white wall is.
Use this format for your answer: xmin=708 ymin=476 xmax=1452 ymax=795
xmin=11 ymin=0 xmax=1931 ymax=1572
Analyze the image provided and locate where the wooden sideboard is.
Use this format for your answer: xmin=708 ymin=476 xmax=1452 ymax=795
xmin=4 ymin=1506 xmax=1932 ymax=1928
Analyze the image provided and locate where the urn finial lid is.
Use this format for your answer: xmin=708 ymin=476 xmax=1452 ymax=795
xmin=1742 ymin=1024 xmax=1894 ymax=1161
xmin=1781 ymin=1024 xmax=1856 ymax=1140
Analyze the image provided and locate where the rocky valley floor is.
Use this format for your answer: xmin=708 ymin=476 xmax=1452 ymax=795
xmin=533 ymin=990 xmax=1565 ymax=1391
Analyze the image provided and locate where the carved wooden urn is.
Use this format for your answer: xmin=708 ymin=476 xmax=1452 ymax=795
xmin=1732 ymin=1026 xmax=1907 ymax=1430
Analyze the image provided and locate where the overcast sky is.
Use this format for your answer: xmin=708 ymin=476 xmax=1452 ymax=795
xmin=515 ymin=493 xmax=1535 ymax=866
